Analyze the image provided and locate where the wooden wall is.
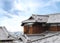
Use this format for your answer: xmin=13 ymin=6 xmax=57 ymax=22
xmin=24 ymin=25 xmax=33 ymax=34
xmin=49 ymin=24 xmax=60 ymax=31
xmin=57 ymin=26 xmax=60 ymax=31
xmin=49 ymin=26 xmax=60 ymax=31
xmin=24 ymin=26 xmax=29 ymax=34
xmin=32 ymin=24 xmax=44 ymax=34
xmin=24 ymin=23 xmax=60 ymax=34
xmin=24 ymin=23 xmax=46 ymax=34
xmin=29 ymin=26 xmax=33 ymax=34
xmin=49 ymin=26 xmax=57 ymax=31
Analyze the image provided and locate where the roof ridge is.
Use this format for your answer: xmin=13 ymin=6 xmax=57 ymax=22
xmin=32 ymin=14 xmax=49 ymax=17
xmin=32 ymin=13 xmax=60 ymax=16
xmin=47 ymin=13 xmax=60 ymax=15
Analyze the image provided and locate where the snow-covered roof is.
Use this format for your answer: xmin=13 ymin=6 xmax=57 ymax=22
xmin=0 ymin=26 xmax=14 ymax=40
xmin=21 ymin=14 xmax=49 ymax=26
xmin=47 ymin=13 xmax=60 ymax=23
xmin=22 ymin=19 xmax=36 ymax=23
xmin=23 ymin=14 xmax=48 ymax=23
xmin=19 ymin=31 xmax=60 ymax=43
xmin=21 ymin=13 xmax=60 ymax=26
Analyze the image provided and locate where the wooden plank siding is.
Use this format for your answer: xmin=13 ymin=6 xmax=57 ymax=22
xmin=24 ymin=25 xmax=33 ymax=34
xmin=57 ymin=26 xmax=60 ymax=31
xmin=24 ymin=23 xmax=60 ymax=34
xmin=49 ymin=24 xmax=60 ymax=31
xmin=49 ymin=26 xmax=60 ymax=31
xmin=49 ymin=26 xmax=57 ymax=31
xmin=29 ymin=26 xmax=33 ymax=34
xmin=24 ymin=23 xmax=47 ymax=34
xmin=24 ymin=26 xmax=29 ymax=34
xmin=32 ymin=24 xmax=44 ymax=34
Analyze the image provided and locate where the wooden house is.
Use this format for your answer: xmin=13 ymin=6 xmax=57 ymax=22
xmin=0 ymin=26 xmax=14 ymax=43
xmin=21 ymin=13 xmax=60 ymax=34
xmin=47 ymin=13 xmax=60 ymax=31
xmin=21 ymin=14 xmax=49 ymax=34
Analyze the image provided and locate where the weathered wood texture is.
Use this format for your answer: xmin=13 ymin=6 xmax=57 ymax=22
xmin=49 ymin=26 xmax=60 ymax=31
xmin=32 ymin=24 xmax=44 ymax=34
xmin=24 ymin=23 xmax=46 ymax=34
xmin=24 ymin=26 xmax=29 ymax=34
xmin=49 ymin=26 xmax=57 ymax=31
xmin=57 ymin=26 xmax=60 ymax=31
xmin=24 ymin=23 xmax=60 ymax=34
xmin=24 ymin=25 xmax=33 ymax=34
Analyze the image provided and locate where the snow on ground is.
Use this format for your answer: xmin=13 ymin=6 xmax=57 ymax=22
xmin=40 ymin=35 xmax=60 ymax=43
xmin=17 ymin=31 xmax=60 ymax=43
xmin=26 ymin=31 xmax=60 ymax=43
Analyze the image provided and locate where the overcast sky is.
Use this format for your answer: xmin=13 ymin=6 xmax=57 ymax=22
xmin=0 ymin=0 xmax=60 ymax=32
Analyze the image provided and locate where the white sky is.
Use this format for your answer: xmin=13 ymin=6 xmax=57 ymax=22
xmin=0 ymin=0 xmax=60 ymax=32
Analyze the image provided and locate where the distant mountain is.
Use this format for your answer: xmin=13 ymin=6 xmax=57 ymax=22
xmin=9 ymin=31 xmax=23 ymax=37
xmin=14 ymin=31 xmax=23 ymax=36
